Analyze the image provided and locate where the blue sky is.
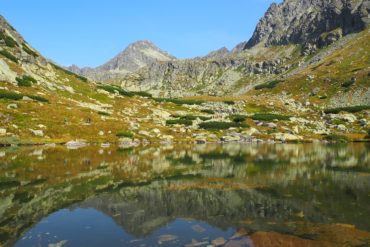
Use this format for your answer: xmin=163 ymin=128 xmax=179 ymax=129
xmin=1 ymin=0 xmax=280 ymax=67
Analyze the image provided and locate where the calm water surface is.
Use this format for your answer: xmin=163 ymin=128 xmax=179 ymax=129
xmin=0 ymin=143 xmax=369 ymax=247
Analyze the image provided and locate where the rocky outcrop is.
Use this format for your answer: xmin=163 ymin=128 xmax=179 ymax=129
xmin=236 ymin=0 xmax=370 ymax=50
xmin=203 ymin=47 xmax=230 ymax=60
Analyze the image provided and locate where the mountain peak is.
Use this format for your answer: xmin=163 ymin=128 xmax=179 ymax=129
xmin=97 ymin=40 xmax=175 ymax=73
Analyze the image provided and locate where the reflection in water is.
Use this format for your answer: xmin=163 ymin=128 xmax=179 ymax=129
xmin=0 ymin=143 xmax=369 ymax=246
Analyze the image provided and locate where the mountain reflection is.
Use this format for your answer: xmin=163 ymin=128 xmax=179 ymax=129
xmin=0 ymin=143 xmax=369 ymax=246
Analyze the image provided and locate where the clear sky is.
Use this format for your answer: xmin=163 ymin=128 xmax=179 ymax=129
xmin=1 ymin=0 xmax=280 ymax=67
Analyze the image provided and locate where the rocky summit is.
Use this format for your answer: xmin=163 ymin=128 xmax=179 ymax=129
xmin=0 ymin=0 xmax=369 ymax=146
xmin=68 ymin=40 xmax=175 ymax=81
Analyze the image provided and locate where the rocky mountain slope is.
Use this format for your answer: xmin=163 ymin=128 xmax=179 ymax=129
xmin=68 ymin=40 xmax=175 ymax=81
xmin=235 ymin=0 xmax=370 ymax=51
xmin=0 ymin=0 xmax=369 ymax=147
xmin=74 ymin=0 xmax=368 ymax=100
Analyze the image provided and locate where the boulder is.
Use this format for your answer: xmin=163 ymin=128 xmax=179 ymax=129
xmin=65 ymin=140 xmax=87 ymax=149
xmin=274 ymin=133 xmax=302 ymax=142
xmin=0 ymin=128 xmax=6 ymax=135
xmin=30 ymin=129 xmax=44 ymax=137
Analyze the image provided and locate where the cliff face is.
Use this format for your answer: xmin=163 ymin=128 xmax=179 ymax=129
xmin=236 ymin=0 xmax=370 ymax=50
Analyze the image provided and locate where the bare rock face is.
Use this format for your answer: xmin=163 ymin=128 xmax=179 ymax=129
xmin=69 ymin=40 xmax=176 ymax=80
xmin=235 ymin=0 xmax=370 ymax=50
xmin=203 ymin=47 xmax=230 ymax=60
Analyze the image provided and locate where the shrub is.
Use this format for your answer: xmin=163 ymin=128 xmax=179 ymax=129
xmin=116 ymin=131 xmax=134 ymax=138
xmin=251 ymin=113 xmax=290 ymax=121
xmin=201 ymin=109 xmax=215 ymax=114
xmin=26 ymin=95 xmax=49 ymax=103
xmin=255 ymin=80 xmax=283 ymax=90
xmin=324 ymin=105 xmax=370 ymax=114
xmin=178 ymin=115 xmax=211 ymax=121
xmin=0 ymin=49 xmax=18 ymax=63
xmin=0 ymin=90 xmax=23 ymax=100
xmin=51 ymin=63 xmax=88 ymax=82
xmin=153 ymin=98 xmax=204 ymax=105
xmin=16 ymin=75 xmax=37 ymax=87
xmin=323 ymin=134 xmax=349 ymax=143
xmin=98 ymin=111 xmax=110 ymax=116
xmin=230 ymin=114 xmax=247 ymax=123
xmin=341 ymin=80 xmax=355 ymax=88
xmin=0 ymin=32 xmax=18 ymax=47
xmin=166 ymin=119 xmax=193 ymax=126
xmin=132 ymin=91 xmax=152 ymax=98
xmin=22 ymin=44 xmax=38 ymax=57
xmin=97 ymin=85 xmax=134 ymax=97
xmin=199 ymin=121 xmax=248 ymax=130
xmin=223 ymin=100 xmax=235 ymax=105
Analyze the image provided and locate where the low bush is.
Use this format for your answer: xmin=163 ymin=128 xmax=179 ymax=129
xmin=26 ymin=95 xmax=49 ymax=103
xmin=223 ymin=100 xmax=235 ymax=105
xmin=166 ymin=119 xmax=193 ymax=126
xmin=153 ymin=98 xmax=204 ymax=105
xmin=0 ymin=49 xmax=18 ymax=63
xmin=16 ymin=75 xmax=37 ymax=87
xmin=251 ymin=113 xmax=290 ymax=121
xmin=132 ymin=91 xmax=152 ymax=98
xmin=201 ymin=109 xmax=215 ymax=114
xmin=22 ymin=43 xmax=38 ymax=57
xmin=199 ymin=121 xmax=248 ymax=130
xmin=178 ymin=115 xmax=211 ymax=121
xmin=51 ymin=63 xmax=88 ymax=82
xmin=341 ymin=80 xmax=355 ymax=88
xmin=0 ymin=32 xmax=18 ymax=47
xmin=98 ymin=85 xmax=134 ymax=97
xmin=324 ymin=105 xmax=370 ymax=114
xmin=116 ymin=131 xmax=134 ymax=138
xmin=98 ymin=111 xmax=110 ymax=116
xmin=255 ymin=80 xmax=283 ymax=90
xmin=0 ymin=90 xmax=23 ymax=100
xmin=230 ymin=114 xmax=247 ymax=123
xmin=323 ymin=134 xmax=349 ymax=143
